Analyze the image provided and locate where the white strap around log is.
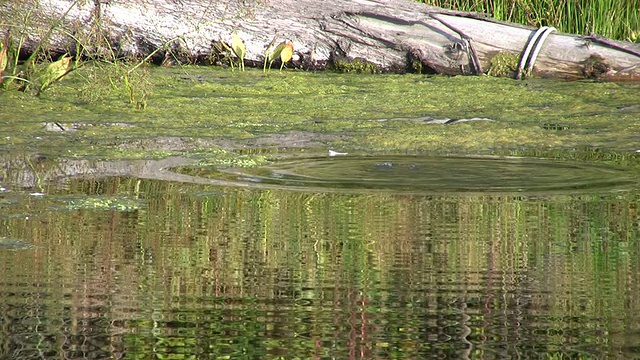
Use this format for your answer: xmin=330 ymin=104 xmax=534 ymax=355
xmin=517 ymin=26 xmax=557 ymax=79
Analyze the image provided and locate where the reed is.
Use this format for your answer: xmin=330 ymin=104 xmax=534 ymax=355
xmin=418 ymin=0 xmax=639 ymax=42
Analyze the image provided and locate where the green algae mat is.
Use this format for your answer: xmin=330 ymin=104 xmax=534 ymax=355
xmin=1 ymin=66 xmax=639 ymax=164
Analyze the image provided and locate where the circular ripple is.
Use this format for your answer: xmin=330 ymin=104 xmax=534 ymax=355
xmin=187 ymin=155 xmax=638 ymax=194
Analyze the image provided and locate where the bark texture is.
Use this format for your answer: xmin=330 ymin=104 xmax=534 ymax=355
xmin=1 ymin=0 xmax=640 ymax=80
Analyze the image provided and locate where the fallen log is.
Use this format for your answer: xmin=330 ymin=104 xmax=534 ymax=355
xmin=1 ymin=0 xmax=639 ymax=80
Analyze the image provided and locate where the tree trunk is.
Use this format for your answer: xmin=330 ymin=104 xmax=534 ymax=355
xmin=1 ymin=0 xmax=639 ymax=80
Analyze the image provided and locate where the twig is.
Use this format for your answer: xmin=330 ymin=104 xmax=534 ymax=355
xmin=579 ymin=33 xmax=640 ymax=59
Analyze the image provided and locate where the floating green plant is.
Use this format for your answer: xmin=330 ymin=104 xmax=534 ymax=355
xmin=194 ymin=149 xmax=269 ymax=168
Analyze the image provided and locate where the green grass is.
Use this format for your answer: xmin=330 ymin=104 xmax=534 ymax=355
xmin=418 ymin=0 xmax=640 ymax=42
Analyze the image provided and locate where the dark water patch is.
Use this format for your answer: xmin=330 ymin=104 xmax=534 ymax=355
xmin=178 ymin=155 xmax=638 ymax=194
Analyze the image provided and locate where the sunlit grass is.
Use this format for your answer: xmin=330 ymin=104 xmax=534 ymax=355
xmin=418 ymin=0 xmax=640 ymax=42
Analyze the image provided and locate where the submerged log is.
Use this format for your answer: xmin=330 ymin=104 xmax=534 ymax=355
xmin=1 ymin=0 xmax=639 ymax=80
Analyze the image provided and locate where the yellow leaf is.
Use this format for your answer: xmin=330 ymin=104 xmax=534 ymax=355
xmin=39 ymin=54 xmax=71 ymax=91
xmin=279 ymin=42 xmax=293 ymax=71
xmin=231 ymin=32 xmax=246 ymax=71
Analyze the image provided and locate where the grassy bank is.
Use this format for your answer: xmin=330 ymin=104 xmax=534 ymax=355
xmin=418 ymin=0 xmax=640 ymax=42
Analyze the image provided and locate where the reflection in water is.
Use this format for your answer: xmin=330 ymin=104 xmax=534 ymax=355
xmin=0 ymin=175 xmax=639 ymax=359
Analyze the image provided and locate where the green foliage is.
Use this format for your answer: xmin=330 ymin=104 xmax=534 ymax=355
xmin=279 ymin=42 xmax=293 ymax=71
xmin=331 ymin=57 xmax=381 ymax=74
xmin=38 ymin=53 xmax=71 ymax=93
xmin=231 ymin=32 xmax=246 ymax=71
xmin=3 ymin=67 xmax=639 ymax=160
xmin=0 ymin=0 xmax=184 ymax=107
xmin=217 ymin=33 xmax=249 ymax=72
xmin=486 ymin=51 xmax=519 ymax=77
xmin=268 ymin=43 xmax=286 ymax=67
xmin=418 ymin=0 xmax=640 ymax=42
xmin=263 ymin=40 xmax=292 ymax=72
xmin=0 ymin=0 xmax=83 ymax=92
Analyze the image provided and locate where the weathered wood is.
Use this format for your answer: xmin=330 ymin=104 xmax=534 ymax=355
xmin=1 ymin=0 xmax=639 ymax=80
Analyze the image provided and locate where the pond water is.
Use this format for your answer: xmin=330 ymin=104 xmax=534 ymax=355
xmin=1 ymin=154 xmax=639 ymax=359
xmin=1 ymin=67 xmax=640 ymax=358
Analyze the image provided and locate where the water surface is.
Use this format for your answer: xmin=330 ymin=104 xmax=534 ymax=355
xmin=1 ymin=67 xmax=640 ymax=358
xmin=1 ymin=156 xmax=639 ymax=359
xmin=184 ymin=154 xmax=638 ymax=194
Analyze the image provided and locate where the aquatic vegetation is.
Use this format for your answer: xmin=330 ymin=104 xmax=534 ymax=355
xmin=331 ymin=57 xmax=381 ymax=74
xmin=231 ymin=32 xmax=246 ymax=71
xmin=279 ymin=42 xmax=294 ymax=71
xmin=263 ymin=38 xmax=280 ymax=72
xmin=192 ymin=148 xmax=270 ymax=168
xmin=0 ymin=0 xmax=81 ymax=93
xmin=0 ymin=0 xmax=156 ymax=107
xmin=262 ymin=41 xmax=294 ymax=72
xmin=217 ymin=33 xmax=247 ymax=71
xmin=486 ymin=51 xmax=519 ymax=77
xmin=2 ymin=66 xmax=639 ymax=164
xmin=38 ymin=53 xmax=71 ymax=93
